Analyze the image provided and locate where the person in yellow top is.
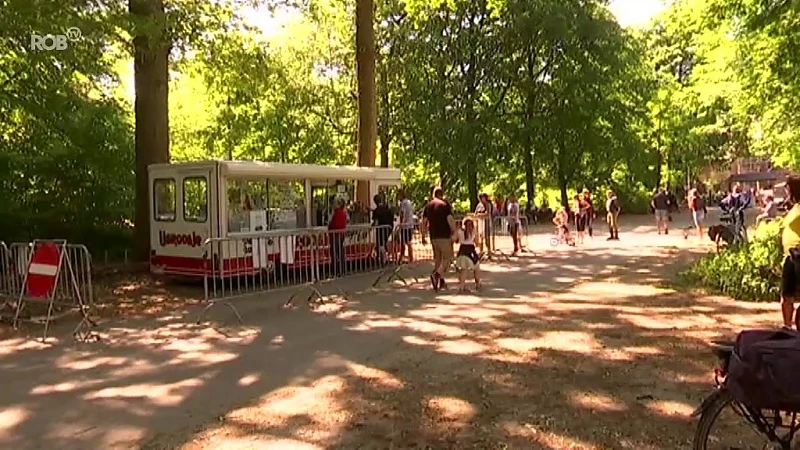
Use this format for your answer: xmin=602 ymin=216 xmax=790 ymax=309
xmin=780 ymin=177 xmax=800 ymax=328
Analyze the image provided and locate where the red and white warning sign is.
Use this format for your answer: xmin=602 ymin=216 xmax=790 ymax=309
xmin=26 ymin=242 xmax=61 ymax=298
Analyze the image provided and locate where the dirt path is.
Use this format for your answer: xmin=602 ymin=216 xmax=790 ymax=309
xmin=0 ymin=213 xmax=780 ymax=449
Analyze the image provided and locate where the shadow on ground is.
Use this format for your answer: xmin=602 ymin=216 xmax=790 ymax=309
xmin=0 ymin=215 xmax=779 ymax=450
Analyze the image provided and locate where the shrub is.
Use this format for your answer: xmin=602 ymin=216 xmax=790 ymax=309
xmin=608 ymin=182 xmax=653 ymax=215
xmin=684 ymin=220 xmax=783 ymax=301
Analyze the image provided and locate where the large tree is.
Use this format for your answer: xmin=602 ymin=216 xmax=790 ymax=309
xmin=130 ymin=0 xmax=170 ymax=259
xmin=355 ymin=0 xmax=377 ymax=203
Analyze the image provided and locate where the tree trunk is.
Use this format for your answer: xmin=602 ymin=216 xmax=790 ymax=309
xmin=131 ymin=0 xmax=170 ymax=261
xmin=355 ymin=0 xmax=377 ymax=204
xmin=524 ymin=145 xmax=535 ymax=206
xmin=377 ymin=55 xmax=390 ymax=168
xmin=467 ymin=159 xmax=478 ymax=212
xmin=559 ymin=177 xmax=569 ymax=210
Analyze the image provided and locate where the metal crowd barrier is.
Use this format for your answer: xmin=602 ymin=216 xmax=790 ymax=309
xmin=200 ymin=225 xmax=402 ymax=322
xmin=199 ymin=217 xmax=536 ymax=322
xmin=1 ymin=240 xmax=95 ymax=342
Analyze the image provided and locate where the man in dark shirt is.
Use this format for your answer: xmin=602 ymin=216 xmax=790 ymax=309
xmin=372 ymin=194 xmax=394 ymax=265
xmin=651 ymin=188 xmax=671 ymax=235
xmin=422 ymin=186 xmax=456 ymax=291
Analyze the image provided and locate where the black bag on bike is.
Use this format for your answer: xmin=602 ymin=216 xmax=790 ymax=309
xmin=727 ymin=328 xmax=800 ymax=411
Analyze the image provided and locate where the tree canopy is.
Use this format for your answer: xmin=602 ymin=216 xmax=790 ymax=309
xmin=2 ymin=0 xmax=798 ymax=253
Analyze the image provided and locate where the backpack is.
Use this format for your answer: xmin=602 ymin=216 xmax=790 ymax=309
xmin=727 ymin=328 xmax=800 ymax=412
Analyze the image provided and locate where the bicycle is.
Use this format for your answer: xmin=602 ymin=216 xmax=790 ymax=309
xmin=549 ymin=227 xmax=575 ymax=247
xmin=692 ymin=341 xmax=800 ymax=449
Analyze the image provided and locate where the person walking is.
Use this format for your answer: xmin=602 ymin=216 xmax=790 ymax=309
xmin=507 ymin=194 xmax=522 ymax=254
xmin=422 ymin=187 xmax=457 ymax=292
xmin=651 ymin=188 xmax=671 ymax=235
xmin=605 ymin=190 xmax=620 ymax=241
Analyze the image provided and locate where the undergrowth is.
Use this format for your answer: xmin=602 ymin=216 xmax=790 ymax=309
xmin=684 ymin=219 xmax=783 ymax=302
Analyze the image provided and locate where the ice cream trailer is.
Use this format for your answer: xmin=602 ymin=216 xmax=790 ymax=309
xmin=148 ymin=160 xmax=402 ymax=277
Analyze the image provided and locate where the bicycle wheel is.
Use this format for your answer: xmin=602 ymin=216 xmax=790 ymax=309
xmin=550 ymin=237 xmax=559 ymax=247
xmin=693 ymin=388 xmax=774 ymax=449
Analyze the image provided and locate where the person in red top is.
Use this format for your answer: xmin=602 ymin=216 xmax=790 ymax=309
xmin=328 ymin=197 xmax=348 ymax=276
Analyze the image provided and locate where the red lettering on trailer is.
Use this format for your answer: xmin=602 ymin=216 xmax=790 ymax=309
xmin=159 ymin=231 xmax=203 ymax=248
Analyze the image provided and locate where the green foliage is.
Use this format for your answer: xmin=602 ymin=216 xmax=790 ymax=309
xmin=7 ymin=0 xmax=800 ymax=257
xmin=685 ymin=220 xmax=783 ymax=302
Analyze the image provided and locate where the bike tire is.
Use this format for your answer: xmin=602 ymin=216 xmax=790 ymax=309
xmin=693 ymin=388 xmax=734 ymax=450
xmin=550 ymin=237 xmax=559 ymax=247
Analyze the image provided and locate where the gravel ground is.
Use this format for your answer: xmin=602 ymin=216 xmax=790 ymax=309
xmin=0 ymin=211 xmax=780 ymax=449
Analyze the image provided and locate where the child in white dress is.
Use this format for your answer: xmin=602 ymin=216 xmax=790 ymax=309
xmin=455 ymin=219 xmax=482 ymax=293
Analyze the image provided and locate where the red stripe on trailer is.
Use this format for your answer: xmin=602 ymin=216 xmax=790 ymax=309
xmin=26 ymin=243 xmax=60 ymax=297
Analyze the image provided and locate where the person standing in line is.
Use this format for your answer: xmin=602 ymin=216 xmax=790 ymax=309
xmin=507 ymin=194 xmax=522 ymax=254
xmin=688 ymin=188 xmax=707 ymax=239
xmin=422 ymin=187 xmax=457 ymax=292
xmin=605 ymin=190 xmax=620 ymax=241
xmin=372 ymin=194 xmax=394 ymax=265
xmin=328 ymin=197 xmax=349 ymax=276
xmin=474 ymin=193 xmax=492 ymax=253
xmin=397 ymin=189 xmax=415 ymax=263
xmin=651 ymin=188 xmax=671 ymax=235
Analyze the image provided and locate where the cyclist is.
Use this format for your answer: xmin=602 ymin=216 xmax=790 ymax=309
xmin=780 ymin=177 xmax=800 ymax=329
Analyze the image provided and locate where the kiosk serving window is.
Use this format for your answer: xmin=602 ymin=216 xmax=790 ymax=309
xmin=227 ymin=179 xmax=305 ymax=232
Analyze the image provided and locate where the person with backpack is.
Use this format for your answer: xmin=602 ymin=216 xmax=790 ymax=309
xmin=688 ymin=188 xmax=708 ymax=239
xmin=780 ymin=177 xmax=800 ymax=329
xmin=605 ymin=190 xmax=620 ymax=241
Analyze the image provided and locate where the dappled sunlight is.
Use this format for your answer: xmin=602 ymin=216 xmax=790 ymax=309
xmin=56 ymin=355 xmax=130 ymax=371
xmin=644 ymin=399 xmax=695 ymax=418
xmin=495 ymin=337 xmax=542 ymax=354
xmin=198 ymin=375 xmax=350 ymax=447
xmin=423 ymin=395 xmax=477 ymax=426
xmin=409 ymin=302 xmax=508 ymax=323
xmin=84 ymin=377 xmax=208 ymax=407
xmin=238 ymin=374 xmax=260 ymax=387
xmin=527 ymin=331 xmax=602 ymax=353
xmin=345 ymin=362 xmax=404 ymax=390
xmin=0 ymin=406 xmax=28 ymax=434
xmin=0 ymin=338 xmax=51 ymax=359
xmin=501 ymin=421 xmax=601 ymax=449
xmin=436 ymin=338 xmax=488 ymax=355
xmin=569 ymin=390 xmax=627 ymax=412
xmin=617 ymin=311 xmax=719 ymax=329
xmin=192 ymin=437 xmax=325 ymax=450
xmin=571 ymin=281 xmax=674 ymax=298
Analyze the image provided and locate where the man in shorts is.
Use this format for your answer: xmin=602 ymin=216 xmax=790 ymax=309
xmin=397 ymin=189 xmax=415 ymax=263
xmin=651 ymin=188 xmax=671 ymax=235
xmin=780 ymin=177 xmax=800 ymax=328
xmin=422 ymin=187 xmax=456 ymax=291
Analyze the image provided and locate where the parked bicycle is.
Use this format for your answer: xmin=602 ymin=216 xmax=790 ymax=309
xmin=692 ymin=330 xmax=800 ymax=449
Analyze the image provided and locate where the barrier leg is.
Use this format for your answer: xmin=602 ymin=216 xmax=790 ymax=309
xmin=195 ymin=299 xmax=243 ymax=325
